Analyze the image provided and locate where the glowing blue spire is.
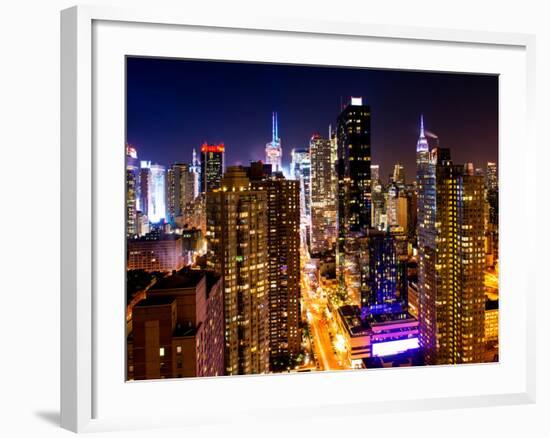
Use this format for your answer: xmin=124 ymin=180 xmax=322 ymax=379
xmin=420 ymin=114 xmax=425 ymax=137
xmin=272 ymin=111 xmax=279 ymax=142
xmin=266 ymin=112 xmax=282 ymax=172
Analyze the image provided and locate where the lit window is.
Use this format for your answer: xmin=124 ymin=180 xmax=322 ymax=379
xmin=176 ymin=345 xmax=182 ymax=354
xmin=159 ymin=347 xmax=165 ymax=357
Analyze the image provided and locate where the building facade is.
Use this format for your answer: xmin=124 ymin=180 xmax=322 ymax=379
xmin=335 ymin=305 xmax=419 ymax=369
xmin=167 ymin=163 xmax=196 ymax=225
xmin=416 ymin=116 xmax=486 ymax=365
xmin=127 ymin=234 xmax=185 ymax=272
xmin=290 ymin=147 xmax=311 ymax=247
xmin=126 ymin=145 xmax=139 ymax=237
xmin=310 ymin=134 xmax=336 ymax=254
xmin=130 ymin=270 xmax=224 ymax=379
xmin=336 ymin=97 xmax=372 ymax=299
xmin=200 ymin=143 xmax=225 ymax=193
xmin=206 ymin=166 xmax=270 ymax=375
xmin=190 ymin=148 xmax=201 ymax=199
xmin=143 ymin=163 xmax=166 ymax=224
xmin=249 ymin=170 xmax=301 ymax=369
xmin=386 ymin=183 xmax=409 ymax=233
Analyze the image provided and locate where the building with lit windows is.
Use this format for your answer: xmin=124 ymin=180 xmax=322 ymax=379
xmin=206 ymin=166 xmax=270 ymax=375
xmin=265 ymin=112 xmax=283 ymax=172
xmin=392 ymin=163 xmax=405 ymax=186
xmin=371 ymin=182 xmax=386 ymax=230
xmin=310 ymin=133 xmax=336 ymax=254
xmin=416 ymin=115 xmax=486 ymax=365
xmin=484 ymin=299 xmax=499 ymax=343
xmin=189 ymin=148 xmax=201 ymax=199
xmin=485 ymin=161 xmax=499 ymax=267
xmin=140 ymin=162 xmax=166 ymax=224
xmin=248 ymin=167 xmax=301 ymax=369
xmin=335 ymin=305 xmax=419 ymax=369
xmin=486 ymin=161 xmax=498 ymax=192
xmin=405 ymin=185 xmax=418 ymax=243
xmin=370 ymin=164 xmax=380 ymax=185
xmin=127 ymin=233 xmax=185 ymax=272
xmin=336 ymin=97 xmax=372 ymax=297
xmin=407 ymin=282 xmax=419 ymax=318
xmin=358 ymin=229 xmax=408 ymax=316
xmin=290 ymin=147 xmax=311 ymax=245
xmin=126 ymin=145 xmax=139 ymax=237
xmin=130 ymin=269 xmax=224 ymax=379
xmin=167 ymin=163 xmax=196 ymax=225
xmin=135 ymin=212 xmax=150 ymax=237
xmin=200 ymin=143 xmax=225 ymax=193
xmin=139 ymin=162 xmax=150 ymax=217
xmin=386 ymin=183 xmax=409 ymax=233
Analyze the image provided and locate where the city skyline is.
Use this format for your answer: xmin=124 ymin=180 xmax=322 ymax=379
xmin=127 ymin=57 xmax=498 ymax=180
xmin=125 ymin=58 xmax=499 ymax=380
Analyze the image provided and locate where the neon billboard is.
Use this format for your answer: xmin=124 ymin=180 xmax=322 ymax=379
xmin=371 ymin=337 xmax=419 ymax=357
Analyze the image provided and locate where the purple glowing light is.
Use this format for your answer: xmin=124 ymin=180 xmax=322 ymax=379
xmin=371 ymin=337 xmax=419 ymax=357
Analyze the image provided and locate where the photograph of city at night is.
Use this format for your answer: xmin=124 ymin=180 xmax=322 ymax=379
xmin=125 ymin=57 xmax=499 ymax=380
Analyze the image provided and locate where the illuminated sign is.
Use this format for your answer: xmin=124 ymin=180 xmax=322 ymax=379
xmin=351 ymin=96 xmax=363 ymax=106
xmin=371 ymin=337 xmax=419 ymax=357
xmin=201 ymin=143 xmax=225 ymax=153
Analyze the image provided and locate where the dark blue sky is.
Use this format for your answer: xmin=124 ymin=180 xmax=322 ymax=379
xmin=126 ymin=57 xmax=498 ymax=182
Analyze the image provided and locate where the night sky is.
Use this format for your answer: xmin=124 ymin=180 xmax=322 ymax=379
xmin=126 ymin=57 xmax=498 ymax=182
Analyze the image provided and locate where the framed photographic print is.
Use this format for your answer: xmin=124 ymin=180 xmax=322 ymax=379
xmin=61 ymin=5 xmax=536 ymax=433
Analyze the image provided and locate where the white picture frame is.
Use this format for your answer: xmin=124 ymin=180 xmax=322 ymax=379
xmin=60 ymin=4 xmax=536 ymax=433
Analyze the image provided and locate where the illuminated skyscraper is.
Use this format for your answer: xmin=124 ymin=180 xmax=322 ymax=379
xmin=370 ymin=164 xmax=380 ymax=184
xmin=126 ymin=145 xmax=139 ymax=237
xmin=310 ymin=134 xmax=335 ymax=254
xmin=290 ymin=147 xmax=311 ymax=248
xmin=416 ymin=116 xmax=485 ymax=365
xmin=336 ymin=97 xmax=372 ymax=231
xmin=329 ymin=124 xmax=338 ymax=212
xmin=485 ymin=161 xmax=499 ymax=267
xmin=248 ymin=167 xmax=301 ymax=369
xmin=200 ymin=143 xmax=225 ymax=193
xmin=206 ymin=167 xmax=269 ymax=375
xmin=139 ymin=161 xmax=151 ymax=217
xmin=167 ymin=163 xmax=195 ymax=225
xmin=189 ymin=148 xmax=201 ymax=199
xmin=141 ymin=162 xmax=166 ymax=224
xmin=486 ymin=162 xmax=498 ymax=191
xmin=486 ymin=161 xmax=498 ymax=226
xmin=371 ymin=182 xmax=386 ymax=230
xmin=265 ymin=112 xmax=283 ymax=172
xmin=392 ymin=163 xmax=405 ymax=186
xmin=336 ymin=97 xmax=372 ymax=296
xmin=387 ymin=183 xmax=408 ymax=233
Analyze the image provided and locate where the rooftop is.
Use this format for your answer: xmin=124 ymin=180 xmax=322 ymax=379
xmin=151 ymin=269 xmax=204 ymax=291
xmin=370 ymin=311 xmax=417 ymax=325
xmin=134 ymin=296 xmax=175 ymax=307
xmin=129 ymin=233 xmax=181 ymax=243
xmin=150 ymin=268 xmax=222 ymax=297
xmin=338 ymin=305 xmax=371 ymax=337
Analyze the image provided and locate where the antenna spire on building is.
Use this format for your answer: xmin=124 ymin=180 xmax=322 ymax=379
xmin=266 ymin=112 xmax=282 ymax=172
xmin=272 ymin=112 xmax=279 ymax=142
xmin=416 ymin=114 xmax=429 ymax=153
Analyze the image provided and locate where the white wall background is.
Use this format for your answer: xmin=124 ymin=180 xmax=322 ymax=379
xmin=0 ymin=0 xmax=546 ymax=437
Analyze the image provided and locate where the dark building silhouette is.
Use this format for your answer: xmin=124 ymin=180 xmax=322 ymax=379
xmin=130 ymin=269 xmax=224 ymax=379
